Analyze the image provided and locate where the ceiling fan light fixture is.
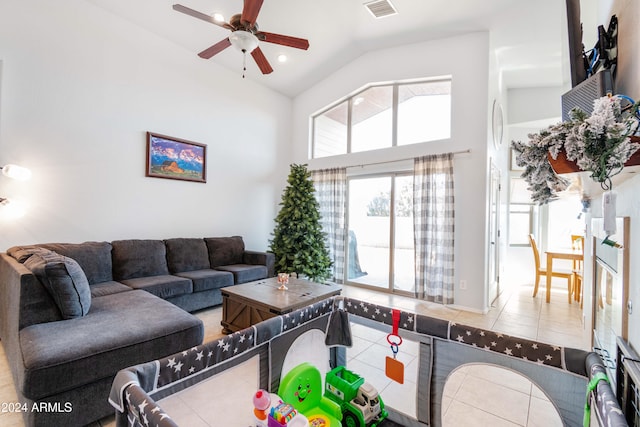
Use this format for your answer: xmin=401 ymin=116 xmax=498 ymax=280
xmin=229 ymin=30 xmax=259 ymax=53
xmin=173 ymin=3 xmax=308 ymax=76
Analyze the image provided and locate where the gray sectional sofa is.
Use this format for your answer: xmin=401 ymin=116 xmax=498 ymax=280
xmin=0 ymin=236 xmax=274 ymax=427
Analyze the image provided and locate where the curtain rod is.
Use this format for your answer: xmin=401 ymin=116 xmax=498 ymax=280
xmin=345 ymin=148 xmax=471 ymax=169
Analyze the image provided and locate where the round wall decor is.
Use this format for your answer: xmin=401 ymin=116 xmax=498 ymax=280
xmin=492 ymin=99 xmax=504 ymax=149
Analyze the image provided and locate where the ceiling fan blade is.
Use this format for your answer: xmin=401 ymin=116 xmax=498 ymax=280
xmin=198 ymin=38 xmax=232 ymax=59
xmin=251 ymin=47 xmax=273 ymax=74
xmin=173 ymin=4 xmax=234 ymax=30
xmin=256 ymin=32 xmax=309 ymax=50
xmin=241 ymin=0 xmax=264 ymax=27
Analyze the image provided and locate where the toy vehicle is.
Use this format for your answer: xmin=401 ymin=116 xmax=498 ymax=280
xmin=324 ymin=366 xmax=388 ymax=427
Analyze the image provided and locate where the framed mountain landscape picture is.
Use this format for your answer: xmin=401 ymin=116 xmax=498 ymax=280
xmin=146 ymin=132 xmax=206 ymax=183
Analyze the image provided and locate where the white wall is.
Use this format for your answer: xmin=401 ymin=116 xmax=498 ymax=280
xmin=487 ymin=28 xmax=513 ymax=307
xmin=0 ymin=0 xmax=292 ymax=251
xmin=507 ymin=87 xmax=565 ymax=124
xmin=291 ymin=33 xmax=491 ymax=311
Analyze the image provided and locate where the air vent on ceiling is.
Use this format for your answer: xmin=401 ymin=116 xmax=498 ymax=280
xmin=364 ymin=0 xmax=398 ymax=19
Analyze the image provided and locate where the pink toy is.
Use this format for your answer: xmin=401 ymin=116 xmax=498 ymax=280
xmin=254 ymin=389 xmax=271 ymax=423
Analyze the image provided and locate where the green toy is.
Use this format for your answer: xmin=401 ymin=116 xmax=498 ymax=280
xmin=278 ymin=362 xmax=343 ymax=426
xmin=324 ymin=366 xmax=388 ymax=427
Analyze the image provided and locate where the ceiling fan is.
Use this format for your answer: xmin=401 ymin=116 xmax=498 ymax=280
xmin=173 ymin=1 xmax=310 ymax=76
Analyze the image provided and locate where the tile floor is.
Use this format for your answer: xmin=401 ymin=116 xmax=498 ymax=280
xmin=441 ymin=364 xmax=563 ymax=427
xmin=0 ymin=281 xmax=590 ymax=426
xmin=157 ymin=355 xmax=261 ymax=427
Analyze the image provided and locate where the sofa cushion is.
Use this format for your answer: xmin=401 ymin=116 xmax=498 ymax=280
xmin=164 ymin=238 xmax=210 ymax=273
xmin=111 ymin=240 xmax=169 ymax=280
xmin=205 ymin=236 xmax=244 ymax=267
xmin=23 ymin=250 xmax=91 ymax=319
xmin=38 ymin=242 xmax=113 ymax=285
xmin=89 ymin=281 xmax=133 ymax=298
xmin=175 ymin=269 xmax=234 ymax=292
xmin=215 ymin=264 xmax=268 ymax=284
xmin=119 ymin=275 xmax=192 ymax=299
xmin=18 ymin=290 xmax=203 ymax=400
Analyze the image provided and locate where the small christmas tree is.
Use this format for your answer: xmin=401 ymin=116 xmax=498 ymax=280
xmin=269 ymin=164 xmax=332 ymax=282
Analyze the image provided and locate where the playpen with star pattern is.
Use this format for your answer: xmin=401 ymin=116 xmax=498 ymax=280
xmin=109 ymin=296 xmax=628 ymax=426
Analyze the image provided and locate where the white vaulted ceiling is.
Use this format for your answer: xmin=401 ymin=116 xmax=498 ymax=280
xmin=85 ymin=0 xmax=569 ymax=97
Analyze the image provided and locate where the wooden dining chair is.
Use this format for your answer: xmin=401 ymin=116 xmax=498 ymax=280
xmin=529 ymin=234 xmax=573 ymax=302
xmin=570 ymin=234 xmax=584 ymax=302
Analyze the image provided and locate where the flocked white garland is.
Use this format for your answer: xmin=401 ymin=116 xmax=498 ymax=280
xmin=511 ymin=95 xmax=640 ymax=204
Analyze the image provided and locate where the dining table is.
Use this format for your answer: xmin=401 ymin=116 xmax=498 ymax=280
xmin=545 ymin=248 xmax=584 ymax=303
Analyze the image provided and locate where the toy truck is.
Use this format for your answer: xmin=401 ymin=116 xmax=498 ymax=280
xmin=324 ymin=366 xmax=388 ymax=427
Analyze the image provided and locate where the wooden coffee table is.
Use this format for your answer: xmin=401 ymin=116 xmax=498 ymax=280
xmin=220 ymin=277 xmax=342 ymax=334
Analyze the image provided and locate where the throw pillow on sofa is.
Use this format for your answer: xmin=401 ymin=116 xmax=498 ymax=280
xmin=205 ymin=236 xmax=245 ymax=267
xmin=111 ymin=239 xmax=169 ymax=280
xmin=164 ymin=238 xmax=210 ymax=272
xmin=23 ymin=250 xmax=91 ymax=319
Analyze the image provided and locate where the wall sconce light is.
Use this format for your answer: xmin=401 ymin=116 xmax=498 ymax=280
xmin=0 ymin=197 xmax=27 ymax=219
xmin=1 ymin=163 xmax=31 ymax=219
xmin=1 ymin=164 xmax=32 ymax=181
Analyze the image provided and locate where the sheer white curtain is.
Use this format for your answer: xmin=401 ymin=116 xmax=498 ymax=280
xmin=413 ymin=153 xmax=455 ymax=303
xmin=311 ymin=168 xmax=347 ymax=284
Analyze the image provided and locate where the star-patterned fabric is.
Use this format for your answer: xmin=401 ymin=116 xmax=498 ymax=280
xmin=449 ymin=323 xmax=562 ymax=368
xmin=282 ymin=299 xmax=333 ymax=331
xmin=343 ymin=298 xmax=416 ymax=331
xmin=344 ymin=297 xmax=565 ymax=369
xmin=125 ymin=383 xmax=177 ymax=427
xmin=157 ymin=329 xmax=255 ymax=387
xmin=587 ymin=354 xmax=627 ymax=427
xmin=154 ymin=300 xmax=332 ymax=388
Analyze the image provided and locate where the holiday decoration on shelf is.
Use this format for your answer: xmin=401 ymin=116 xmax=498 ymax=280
xmin=511 ymin=94 xmax=640 ymax=204
xmin=269 ymin=164 xmax=332 ymax=282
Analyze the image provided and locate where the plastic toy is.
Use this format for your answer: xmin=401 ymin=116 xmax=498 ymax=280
xmin=254 ymin=389 xmax=272 ymax=426
xmin=268 ymin=402 xmax=298 ymax=426
xmin=324 ymin=366 xmax=388 ymax=427
xmin=278 ymin=363 xmax=342 ymax=426
xmin=255 ymin=390 xmax=309 ymax=427
xmin=385 ymin=309 xmax=404 ymax=384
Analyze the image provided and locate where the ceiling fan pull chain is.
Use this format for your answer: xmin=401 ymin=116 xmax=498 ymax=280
xmin=242 ymin=49 xmax=247 ymax=78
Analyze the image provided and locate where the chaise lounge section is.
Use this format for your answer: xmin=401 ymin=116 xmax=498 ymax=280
xmin=0 ymin=235 xmax=274 ymax=426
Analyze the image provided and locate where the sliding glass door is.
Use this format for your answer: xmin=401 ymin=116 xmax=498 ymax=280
xmin=393 ymin=175 xmax=415 ymax=292
xmin=346 ymin=174 xmax=414 ymax=294
xmin=347 ymin=177 xmax=390 ymax=289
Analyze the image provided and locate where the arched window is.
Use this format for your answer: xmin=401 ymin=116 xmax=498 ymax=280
xmin=311 ymin=78 xmax=452 ymax=159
